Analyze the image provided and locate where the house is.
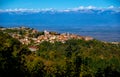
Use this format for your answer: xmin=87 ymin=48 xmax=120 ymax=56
xmin=44 ymin=30 xmax=49 ymax=36
xmin=84 ymin=36 xmax=93 ymax=41
xmin=28 ymin=46 xmax=38 ymax=52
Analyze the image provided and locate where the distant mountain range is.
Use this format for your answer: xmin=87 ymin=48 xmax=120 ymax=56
xmin=0 ymin=6 xmax=120 ymax=13
xmin=0 ymin=7 xmax=120 ymax=26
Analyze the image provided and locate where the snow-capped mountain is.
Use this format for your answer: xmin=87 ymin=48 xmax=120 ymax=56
xmin=0 ymin=6 xmax=120 ymax=27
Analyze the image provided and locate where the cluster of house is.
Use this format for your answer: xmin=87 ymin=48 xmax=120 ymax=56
xmin=22 ymin=30 xmax=93 ymax=51
xmin=18 ymin=30 xmax=93 ymax=45
xmin=0 ymin=27 xmax=94 ymax=51
xmin=0 ymin=27 xmax=94 ymax=45
xmin=37 ymin=30 xmax=93 ymax=43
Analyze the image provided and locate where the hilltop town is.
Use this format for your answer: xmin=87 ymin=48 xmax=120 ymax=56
xmin=0 ymin=27 xmax=93 ymax=45
xmin=0 ymin=27 xmax=94 ymax=51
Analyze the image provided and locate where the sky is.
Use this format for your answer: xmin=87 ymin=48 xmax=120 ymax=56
xmin=0 ymin=0 xmax=120 ymax=10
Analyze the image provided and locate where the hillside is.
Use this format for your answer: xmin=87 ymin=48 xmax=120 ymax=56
xmin=0 ymin=28 xmax=120 ymax=77
xmin=0 ymin=31 xmax=30 ymax=77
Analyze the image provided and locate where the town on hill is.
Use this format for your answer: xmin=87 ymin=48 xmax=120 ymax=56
xmin=0 ymin=26 xmax=94 ymax=52
xmin=0 ymin=26 xmax=93 ymax=45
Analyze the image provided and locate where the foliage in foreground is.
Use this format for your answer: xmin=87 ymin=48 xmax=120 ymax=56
xmin=0 ymin=31 xmax=120 ymax=77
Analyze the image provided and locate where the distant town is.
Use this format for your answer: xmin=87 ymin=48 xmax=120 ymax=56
xmin=0 ymin=26 xmax=94 ymax=44
xmin=0 ymin=27 xmax=94 ymax=51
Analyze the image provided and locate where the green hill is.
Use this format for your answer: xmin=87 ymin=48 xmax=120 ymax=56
xmin=0 ymin=31 xmax=120 ymax=77
xmin=0 ymin=31 xmax=30 ymax=77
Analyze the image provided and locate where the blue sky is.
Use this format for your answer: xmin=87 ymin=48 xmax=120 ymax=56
xmin=0 ymin=0 xmax=120 ymax=10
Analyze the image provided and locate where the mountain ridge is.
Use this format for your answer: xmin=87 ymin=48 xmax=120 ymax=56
xmin=0 ymin=6 xmax=120 ymax=14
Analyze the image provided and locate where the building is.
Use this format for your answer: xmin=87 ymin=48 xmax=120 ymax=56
xmin=84 ymin=36 xmax=93 ymax=41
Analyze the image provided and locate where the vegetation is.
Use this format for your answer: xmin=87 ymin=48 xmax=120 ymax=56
xmin=0 ymin=31 xmax=31 ymax=77
xmin=0 ymin=30 xmax=120 ymax=77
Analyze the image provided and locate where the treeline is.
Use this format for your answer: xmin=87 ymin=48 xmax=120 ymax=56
xmin=0 ymin=31 xmax=120 ymax=77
